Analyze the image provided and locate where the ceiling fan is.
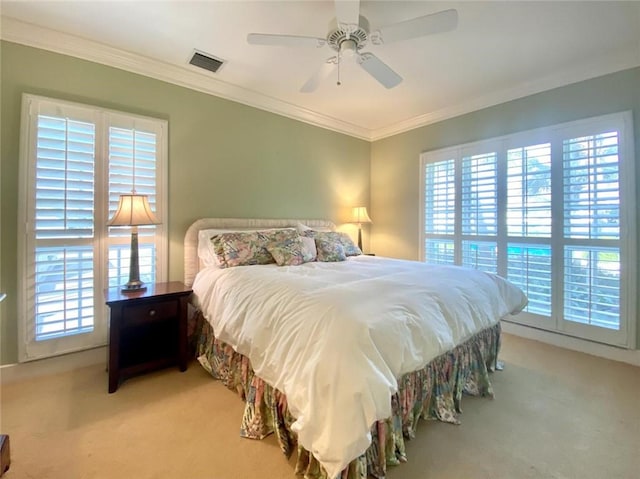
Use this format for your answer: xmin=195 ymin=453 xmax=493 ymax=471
xmin=247 ymin=0 xmax=458 ymax=92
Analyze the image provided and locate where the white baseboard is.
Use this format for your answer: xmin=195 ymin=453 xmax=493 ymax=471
xmin=0 ymin=346 xmax=107 ymax=384
xmin=501 ymin=321 xmax=640 ymax=367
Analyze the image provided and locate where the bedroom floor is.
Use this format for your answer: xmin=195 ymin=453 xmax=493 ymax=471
xmin=1 ymin=334 xmax=639 ymax=479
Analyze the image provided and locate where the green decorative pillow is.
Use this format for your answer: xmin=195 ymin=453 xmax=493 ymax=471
xmin=315 ymin=238 xmax=347 ymax=262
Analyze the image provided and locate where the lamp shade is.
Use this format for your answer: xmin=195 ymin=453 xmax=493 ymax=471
xmin=107 ymin=194 xmax=160 ymax=227
xmin=351 ymin=206 xmax=372 ymax=224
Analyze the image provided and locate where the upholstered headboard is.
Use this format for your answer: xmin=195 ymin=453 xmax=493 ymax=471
xmin=183 ymin=217 xmax=336 ymax=287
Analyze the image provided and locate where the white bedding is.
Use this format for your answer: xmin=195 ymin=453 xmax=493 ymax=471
xmin=193 ymin=255 xmax=527 ymax=478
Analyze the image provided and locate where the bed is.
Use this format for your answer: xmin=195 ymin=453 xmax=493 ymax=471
xmin=184 ymin=218 xmax=528 ymax=479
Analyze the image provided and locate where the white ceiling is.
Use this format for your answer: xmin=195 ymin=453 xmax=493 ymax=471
xmin=1 ymin=1 xmax=639 ymax=140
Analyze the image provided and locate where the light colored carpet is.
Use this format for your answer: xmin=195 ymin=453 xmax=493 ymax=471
xmin=1 ymin=334 xmax=639 ymax=479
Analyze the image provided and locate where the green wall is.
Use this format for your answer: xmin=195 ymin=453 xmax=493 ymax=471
xmin=370 ymin=67 xmax=640 ymax=345
xmin=0 ymin=41 xmax=371 ymax=364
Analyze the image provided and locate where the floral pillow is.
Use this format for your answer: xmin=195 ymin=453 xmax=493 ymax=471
xmin=265 ymin=231 xmax=306 ymax=266
xmin=336 ymin=232 xmax=362 ymax=256
xmin=210 ymin=231 xmax=275 ymax=268
xmin=315 ymin=238 xmax=347 ymax=262
xmin=264 ymin=228 xmax=299 ymax=243
xmin=198 ymin=227 xmax=296 ymax=267
xmin=301 ymin=230 xmax=362 ymax=256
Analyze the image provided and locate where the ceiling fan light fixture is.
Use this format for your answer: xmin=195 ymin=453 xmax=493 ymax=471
xmin=340 ymin=39 xmax=358 ymax=58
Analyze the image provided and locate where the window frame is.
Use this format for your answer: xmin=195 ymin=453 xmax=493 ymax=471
xmin=419 ymin=111 xmax=636 ymax=348
xmin=17 ymin=94 xmax=168 ymax=362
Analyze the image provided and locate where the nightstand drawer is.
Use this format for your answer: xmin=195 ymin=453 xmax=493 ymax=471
xmin=122 ymin=299 xmax=178 ymax=326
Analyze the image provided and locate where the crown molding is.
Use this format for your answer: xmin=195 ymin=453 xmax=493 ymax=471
xmin=2 ymin=16 xmax=639 ymax=143
xmin=0 ymin=16 xmax=371 ymax=140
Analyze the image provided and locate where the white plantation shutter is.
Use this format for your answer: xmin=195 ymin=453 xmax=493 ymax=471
xmin=35 ymin=116 xmax=96 ymax=239
xmin=562 ymin=131 xmax=622 ymax=333
xmin=461 ymin=152 xmax=497 ymax=272
xmin=18 ymin=95 xmax=167 ymax=361
xmin=505 ymin=143 xmax=552 ymax=315
xmin=563 ymin=132 xmax=620 ymax=240
xmin=420 ymin=112 xmax=636 ymax=348
xmin=423 ymin=158 xmax=455 ymax=264
xmin=507 ymin=143 xmax=552 ymax=238
xmin=106 ymin=118 xmax=164 ymax=289
xmin=33 ymin=113 xmax=97 ymax=343
xmin=461 ymin=152 xmax=497 ymax=236
xmin=506 ymin=243 xmax=552 ymax=316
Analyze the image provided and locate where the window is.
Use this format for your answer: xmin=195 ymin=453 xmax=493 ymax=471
xmin=18 ymin=94 xmax=168 ymax=361
xmin=420 ymin=112 xmax=636 ymax=348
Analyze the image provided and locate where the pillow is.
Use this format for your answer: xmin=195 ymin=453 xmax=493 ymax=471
xmin=267 ymin=229 xmax=299 ymax=241
xmin=334 ymin=232 xmax=362 ymax=256
xmin=198 ymin=227 xmax=296 ymax=267
xmin=266 ymin=232 xmax=305 ymax=266
xmin=300 ymin=236 xmax=317 ymax=262
xmin=315 ymin=239 xmax=347 ymax=262
xmin=198 ymin=229 xmax=224 ymax=267
xmin=210 ymin=230 xmax=276 ymax=268
xmin=301 ymin=230 xmax=362 ymax=256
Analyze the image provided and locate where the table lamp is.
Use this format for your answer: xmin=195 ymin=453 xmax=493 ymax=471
xmin=351 ymin=206 xmax=372 ymax=251
xmin=107 ymin=193 xmax=160 ymax=292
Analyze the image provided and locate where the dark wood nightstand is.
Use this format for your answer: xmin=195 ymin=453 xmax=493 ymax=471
xmin=105 ymin=281 xmax=192 ymax=393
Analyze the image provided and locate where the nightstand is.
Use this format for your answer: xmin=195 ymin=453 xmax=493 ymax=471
xmin=105 ymin=281 xmax=192 ymax=393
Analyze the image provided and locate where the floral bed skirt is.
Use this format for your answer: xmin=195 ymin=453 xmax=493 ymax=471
xmin=192 ymin=311 xmax=502 ymax=479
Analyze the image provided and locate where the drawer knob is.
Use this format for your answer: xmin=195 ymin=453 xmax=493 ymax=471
xmin=149 ymin=309 xmax=156 ymax=316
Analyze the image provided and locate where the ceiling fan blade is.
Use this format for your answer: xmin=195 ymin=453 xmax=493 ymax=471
xmin=300 ymin=57 xmax=338 ymax=93
xmin=358 ymin=52 xmax=402 ymax=89
xmin=247 ymin=33 xmax=325 ymax=48
xmin=375 ymin=8 xmax=458 ymax=44
xmin=335 ymin=0 xmax=360 ymax=26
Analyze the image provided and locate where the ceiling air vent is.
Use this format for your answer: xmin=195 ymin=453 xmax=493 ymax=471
xmin=189 ymin=50 xmax=225 ymax=73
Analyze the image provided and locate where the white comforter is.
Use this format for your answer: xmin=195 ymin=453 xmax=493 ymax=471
xmin=193 ymin=256 xmax=527 ymax=478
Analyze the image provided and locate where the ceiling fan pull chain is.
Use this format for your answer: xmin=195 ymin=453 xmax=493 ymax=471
xmin=337 ymin=57 xmax=341 ymax=86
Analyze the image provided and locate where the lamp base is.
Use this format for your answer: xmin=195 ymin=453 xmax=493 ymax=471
xmin=121 ymin=230 xmax=146 ymax=293
xmin=121 ymin=281 xmax=147 ymax=293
